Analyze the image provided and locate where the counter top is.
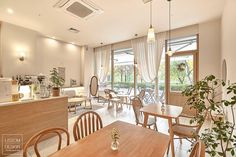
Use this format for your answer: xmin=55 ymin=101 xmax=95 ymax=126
xmin=0 ymin=96 xmax=68 ymax=107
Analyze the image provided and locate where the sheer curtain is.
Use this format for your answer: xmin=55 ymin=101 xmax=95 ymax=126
xmin=132 ymin=36 xmax=156 ymax=82
xmin=94 ymin=45 xmax=111 ymax=83
xmin=155 ymin=33 xmax=167 ymax=100
xmin=132 ymin=33 xmax=166 ymax=100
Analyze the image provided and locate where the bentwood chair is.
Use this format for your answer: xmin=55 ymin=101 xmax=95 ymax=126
xmin=132 ymin=97 xmax=158 ymax=131
xmin=167 ymin=112 xmax=207 ymax=155
xmin=23 ymin=128 xmax=70 ymax=157
xmin=129 ymin=89 xmax=146 ymax=104
xmin=137 ymin=89 xmax=146 ymax=101
xmin=73 ymin=111 xmax=103 ymax=141
xmin=189 ymin=140 xmax=205 ymax=157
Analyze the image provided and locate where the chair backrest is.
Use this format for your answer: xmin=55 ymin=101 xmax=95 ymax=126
xmin=189 ymin=140 xmax=205 ymax=157
xmin=23 ymin=128 xmax=70 ymax=157
xmin=104 ymin=89 xmax=110 ymax=95
xmin=193 ymin=112 xmax=208 ymax=135
xmin=73 ymin=111 xmax=103 ymax=141
xmin=138 ymin=89 xmax=146 ymax=100
xmin=131 ymin=97 xmax=143 ymax=124
xmin=127 ymin=87 xmax=133 ymax=95
xmin=104 ymin=89 xmax=117 ymax=99
xmin=90 ymin=76 xmax=98 ymax=97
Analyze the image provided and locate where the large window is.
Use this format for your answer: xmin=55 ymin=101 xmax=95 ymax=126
xmin=167 ymin=35 xmax=197 ymax=92
xmin=167 ymin=35 xmax=197 ymax=52
xmin=113 ymin=49 xmax=134 ymax=95
xmin=99 ymin=35 xmax=198 ymax=104
xmin=170 ymin=55 xmax=194 ymax=92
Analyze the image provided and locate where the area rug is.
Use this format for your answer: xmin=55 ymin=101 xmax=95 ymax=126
xmin=68 ymin=104 xmax=105 ymax=119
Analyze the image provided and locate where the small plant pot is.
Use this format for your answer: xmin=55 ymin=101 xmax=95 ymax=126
xmin=52 ymin=87 xmax=60 ymax=97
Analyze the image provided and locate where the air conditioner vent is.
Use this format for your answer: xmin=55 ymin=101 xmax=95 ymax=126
xmin=67 ymin=1 xmax=93 ymax=18
xmin=54 ymin=0 xmax=103 ymax=20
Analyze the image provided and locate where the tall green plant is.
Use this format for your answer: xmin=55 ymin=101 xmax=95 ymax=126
xmin=182 ymin=75 xmax=236 ymax=157
xmin=50 ymin=68 xmax=65 ymax=88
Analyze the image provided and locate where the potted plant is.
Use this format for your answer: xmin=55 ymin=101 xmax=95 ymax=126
xmin=111 ymin=128 xmax=120 ymax=150
xmin=182 ymin=75 xmax=236 ymax=157
xmin=49 ymin=68 xmax=65 ymax=96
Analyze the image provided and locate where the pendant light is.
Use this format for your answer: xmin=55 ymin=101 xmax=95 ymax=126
xmin=166 ymin=0 xmax=174 ymax=56
xmin=147 ymin=0 xmax=155 ymax=43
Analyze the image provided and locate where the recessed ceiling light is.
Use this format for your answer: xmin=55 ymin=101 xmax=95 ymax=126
xmin=7 ymin=8 xmax=14 ymax=14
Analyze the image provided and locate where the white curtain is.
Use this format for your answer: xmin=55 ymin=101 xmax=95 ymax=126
xmin=95 ymin=45 xmax=111 ymax=83
xmin=132 ymin=33 xmax=166 ymax=99
xmin=155 ymin=33 xmax=167 ymax=100
xmin=132 ymin=37 xmax=156 ymax=82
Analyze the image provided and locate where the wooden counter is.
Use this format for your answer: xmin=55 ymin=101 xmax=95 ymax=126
xmin=0 ymin=96 xmax=68 ymax=156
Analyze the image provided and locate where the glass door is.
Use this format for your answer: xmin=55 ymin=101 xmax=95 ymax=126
xmin=165 ymin=35 xmax=199 ymax=115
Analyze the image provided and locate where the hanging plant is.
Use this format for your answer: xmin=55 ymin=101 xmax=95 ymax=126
xmin=177 ymin=62 xmax=186 ymax=72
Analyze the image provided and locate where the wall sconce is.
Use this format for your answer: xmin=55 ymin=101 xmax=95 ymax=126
xmin=19 ymin=52 xmax=25 ymax=62
xmin=19 ymin=56 xmax=24 ymax=61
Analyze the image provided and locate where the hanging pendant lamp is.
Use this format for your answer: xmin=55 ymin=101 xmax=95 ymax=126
xmin=147 ymin=0 xmax=156 ymax=43
xmin=166 ymin=0 xmax=174 ymax=56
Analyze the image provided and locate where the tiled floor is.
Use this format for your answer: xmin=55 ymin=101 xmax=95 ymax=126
xmin=9 ymin=102 xmax=210 ymax=157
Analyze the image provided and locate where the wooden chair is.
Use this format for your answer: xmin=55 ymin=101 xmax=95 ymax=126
xmin=189 ymin=140 xmax=205 ymax=157
xmin=129 ymin=89 xmax=145 ymax=103
xmin=104 ymin=89 xmax=124 ymax=111
xmin=137 ymin=89 xmax=146 ymax=100
xmin=23 ymin=128 xmax=70 ymax=157
xmin=73 ymin=111 xmax=103 ymax=141
xmin=132 ymin=97 xmax=158 ymax=131
xmin=167 ymin=113 xmax=207 ymax=155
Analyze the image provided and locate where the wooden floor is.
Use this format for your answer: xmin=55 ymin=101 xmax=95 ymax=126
xmin=8 ymin=102 xmax=211 ymax=157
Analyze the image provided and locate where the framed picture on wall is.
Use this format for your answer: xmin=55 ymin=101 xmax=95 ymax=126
xmin=57 ymin=67 xmax=65 ymax=81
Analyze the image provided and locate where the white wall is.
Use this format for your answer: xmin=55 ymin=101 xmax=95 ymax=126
xmin=36 ymin=37 xmax=81 ymax=86
xmin=199 ymin=19 xmax=221 ymax=79
xmin=221 ymin=0 xmax=236 ymax=138
xmin=1 ymin=22 xmax=38 ymax=76
xmin=0 ymin=22 xmax=82 ymax=86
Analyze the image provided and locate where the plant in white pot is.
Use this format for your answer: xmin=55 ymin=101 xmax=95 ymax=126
xmin=50 ymin=68 xmax=65 ymax=97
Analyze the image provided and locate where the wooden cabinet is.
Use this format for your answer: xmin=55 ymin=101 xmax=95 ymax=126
xmin=0 ymin=96 xmax=68 ymax=156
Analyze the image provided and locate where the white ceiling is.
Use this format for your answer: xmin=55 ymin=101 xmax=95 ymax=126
xmin=0 ymin=0 xmax=225 ymax=47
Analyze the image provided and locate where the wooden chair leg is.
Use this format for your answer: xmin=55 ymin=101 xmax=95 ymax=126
xmin=179 ymin=137 xmax=183 ymax=144
xmin=154 ymin=123 xmax=158 ymax=131
xmin=167 ymin=141 xmax=170 ymax=155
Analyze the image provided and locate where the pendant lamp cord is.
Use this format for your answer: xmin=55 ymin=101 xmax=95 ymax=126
xmin=150 ymin=1 xmax=152 ymax=28
xmin=168 ymin=0 xmax=171 ymax=49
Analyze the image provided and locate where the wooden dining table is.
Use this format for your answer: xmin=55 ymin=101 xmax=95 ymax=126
xmin=49 ymin=121 xmax=170 ymax=157
xmin=140 ymin=104 xmax=183 ymax=157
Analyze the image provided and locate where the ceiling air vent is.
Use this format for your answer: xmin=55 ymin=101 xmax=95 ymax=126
xmin=68 ymin=27 xmax=80 ymax=33
xmin=53 ymin=0 xmax=103 ymax=20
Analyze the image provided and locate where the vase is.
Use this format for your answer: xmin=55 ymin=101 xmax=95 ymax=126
xmin=111 ymin=140 xmax=119 ymax=150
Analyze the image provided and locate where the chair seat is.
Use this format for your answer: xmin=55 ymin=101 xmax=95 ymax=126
xmin=139 ymin=117 xmax=156 ymax=126
xmin=172 ymin=124 xmax=197 ymax=138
